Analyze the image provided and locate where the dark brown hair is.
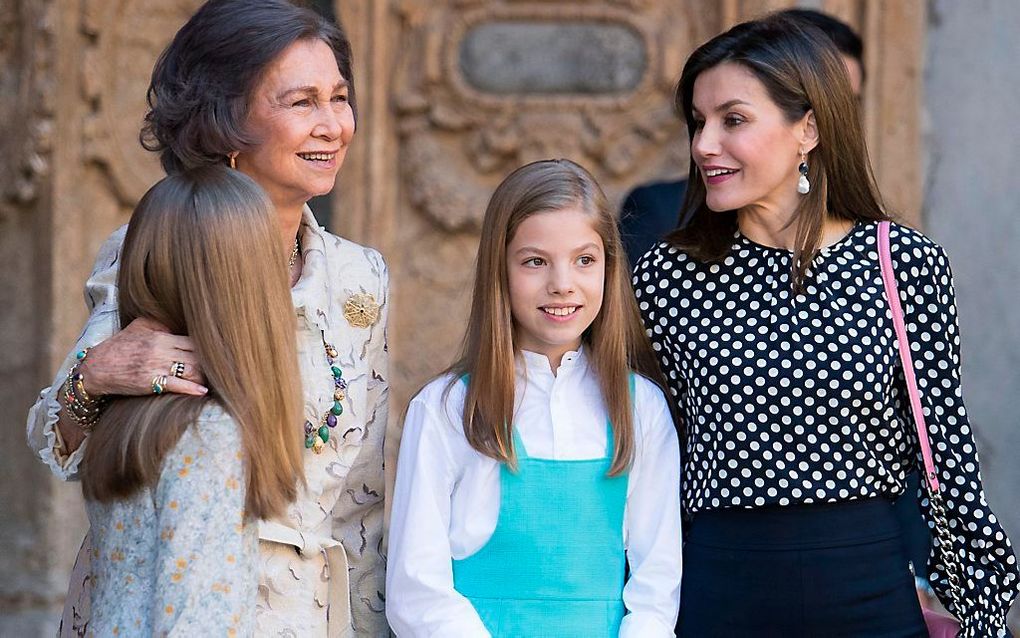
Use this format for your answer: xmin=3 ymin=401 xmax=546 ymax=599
xmin=141 ymin=0 xmax=356 ymax=174
xmin=449 ymin=159 xmax=667 ymax=476
xmin=82 ymin=167 xmax=304 ymax=521
xmin=670 ymin=14 xmax=888 ymax=289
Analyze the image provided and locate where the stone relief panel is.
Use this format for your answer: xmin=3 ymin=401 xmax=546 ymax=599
xmin=0 ymin=0 xmax=54 ymax=221
xmin=80 ymin=0 xmax=203 ymax=207
xmin=392 ymin=0 xmax=701 ymax=234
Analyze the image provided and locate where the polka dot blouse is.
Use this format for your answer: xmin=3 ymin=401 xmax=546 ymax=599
xmin=633 ymin=221 xmax=1018 ymax=635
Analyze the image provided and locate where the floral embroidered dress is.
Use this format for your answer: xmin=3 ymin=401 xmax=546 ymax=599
xmin=27 ymin=207 xmax=390 ymax=637
xmin=87 ymin=405 xmax=256 ymax=637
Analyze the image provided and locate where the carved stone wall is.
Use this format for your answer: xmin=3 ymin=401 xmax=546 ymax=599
xmin=0 ymin=1 xmax=201 ymax=633
xmin=1 ymin=2 xmax=63 ymax=633
xmin=0 ymin=0 xmax=929 ymax=632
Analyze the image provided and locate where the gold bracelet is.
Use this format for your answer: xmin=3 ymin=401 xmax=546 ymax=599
xmin=63 ymin=348 xmax=105 ymax=431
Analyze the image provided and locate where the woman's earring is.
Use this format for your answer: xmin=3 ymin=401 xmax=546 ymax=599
xmin=228 ymin=153 xmax=238 ymax=170
xmin=797 ymin=152 xmax=810 ymax=195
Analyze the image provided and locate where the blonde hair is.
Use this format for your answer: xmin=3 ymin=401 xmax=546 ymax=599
xmin=82 ymin=167 xmax=304 ymax=521
xmin=449 ymin=159 xmax=667 ymax=476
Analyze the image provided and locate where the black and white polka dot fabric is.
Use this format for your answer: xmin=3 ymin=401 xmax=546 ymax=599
xmin=634 ymin=221 xmax=1018 ymax=635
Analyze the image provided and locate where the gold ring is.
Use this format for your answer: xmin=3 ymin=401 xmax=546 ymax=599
xmin=170 ymin=361 xmax=185 ymax=378
xmin=151 ymin=375 xmax=167 ymax=395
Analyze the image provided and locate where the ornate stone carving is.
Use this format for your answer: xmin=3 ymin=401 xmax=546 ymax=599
xmin=81 ymin=0 xmax=203 ymax=205
xmin=0 ymin=0 xmax=55 ymax=220
xmin=391 ymin=0 xmax=692 ymax=233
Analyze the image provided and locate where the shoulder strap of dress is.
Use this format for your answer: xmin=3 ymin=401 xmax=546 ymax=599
xmin=876 ymin=221 xmax=941 ymax=493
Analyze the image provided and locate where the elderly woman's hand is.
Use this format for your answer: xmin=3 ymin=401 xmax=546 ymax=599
xmin=82 ymin=317 xmax=207 ymax=397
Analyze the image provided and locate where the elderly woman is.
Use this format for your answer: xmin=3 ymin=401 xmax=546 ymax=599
xmin=633 ymin=14 xmax=1018 ymax=637
xmin=25 ymin=1 xmax=389 ymax=635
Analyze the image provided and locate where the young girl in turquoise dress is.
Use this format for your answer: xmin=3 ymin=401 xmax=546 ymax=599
xmin=80 ymin=167 xmax=304 ymax=635
xmin=387 ymin=159 xmax=683 ymax=637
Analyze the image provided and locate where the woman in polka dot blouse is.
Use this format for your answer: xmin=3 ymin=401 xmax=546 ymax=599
xmin=633 ymin=15 xmax=1018 ymax=637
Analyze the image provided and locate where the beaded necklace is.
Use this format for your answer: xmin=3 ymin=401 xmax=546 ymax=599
xmin=305 ymin=331 xmax=346 ymax=453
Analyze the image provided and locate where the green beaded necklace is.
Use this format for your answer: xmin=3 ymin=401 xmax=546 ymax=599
xmin=304 ymin=331 xmax=346 ymax=453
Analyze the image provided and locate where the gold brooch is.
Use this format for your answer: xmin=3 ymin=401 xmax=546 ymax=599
xmin=343 ymin=293 xmax=380 ymax=329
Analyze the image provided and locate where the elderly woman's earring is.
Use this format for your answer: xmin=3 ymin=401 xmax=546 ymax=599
xmin=228 ymin=153 xmax=238 ymax=170
xmin=797 ymin=152 xmax=811 ymax=195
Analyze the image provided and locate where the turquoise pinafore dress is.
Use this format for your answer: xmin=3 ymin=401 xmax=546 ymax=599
xmin=452 ymin=376 xmax=632 ymax=637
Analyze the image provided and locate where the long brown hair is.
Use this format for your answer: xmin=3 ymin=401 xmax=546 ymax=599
xmin=449 ymin=159 xmax=666 ymax=476
xmin=82 ymin=167 xmax=304 ymax=521
xmin=670 ymin=14 xmax=889 ymax=289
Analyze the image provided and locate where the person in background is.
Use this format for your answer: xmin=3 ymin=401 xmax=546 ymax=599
xmin=619 ymin=8 xmax=864 ymax=270
xmin=83 ymin=166 xmax=303 ymax=636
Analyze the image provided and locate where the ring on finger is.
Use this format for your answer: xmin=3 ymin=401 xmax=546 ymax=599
xmin=170 ymin=361 xmax=186 ymax=379
xmin=151 ymin=375 xmax=168 ymax=395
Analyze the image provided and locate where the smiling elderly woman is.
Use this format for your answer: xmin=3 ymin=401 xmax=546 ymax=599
xmin=25 ymin=1 xmax=389 ymax=635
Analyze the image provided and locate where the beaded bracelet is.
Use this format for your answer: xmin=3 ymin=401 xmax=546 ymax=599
xmin=63 ymin=348 xmax=105 ymax=432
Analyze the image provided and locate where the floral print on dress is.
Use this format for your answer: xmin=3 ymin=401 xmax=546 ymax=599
xmin=85 ymin=405 xmax=257 ymax=637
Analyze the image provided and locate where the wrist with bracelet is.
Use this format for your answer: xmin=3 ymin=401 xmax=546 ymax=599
xmin=62 ymin=347 xmax=105 ymax=432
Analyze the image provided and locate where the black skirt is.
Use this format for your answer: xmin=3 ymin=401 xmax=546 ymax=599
xmin=677 ymin=498 xmax=927 ymax=638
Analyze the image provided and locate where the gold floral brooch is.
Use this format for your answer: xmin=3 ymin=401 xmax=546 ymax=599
xmin=343 ymin=292 xmax=380 ymax=329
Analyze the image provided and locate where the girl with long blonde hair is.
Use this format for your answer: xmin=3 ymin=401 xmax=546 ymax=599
xmin=387 ymin=159 xmax=682 ymax=637
xmin=81 ymin=166 xmax=303 ymax=635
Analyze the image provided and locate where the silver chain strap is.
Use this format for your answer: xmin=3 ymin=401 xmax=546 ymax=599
xmin=926 ymin=473 xmax=964 ymax=611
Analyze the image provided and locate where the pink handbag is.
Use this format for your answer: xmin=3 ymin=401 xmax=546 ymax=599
xmin=877 ymin=221 xmax=962 ymax=638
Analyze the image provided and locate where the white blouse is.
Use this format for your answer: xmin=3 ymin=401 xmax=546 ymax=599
xmin=386 ymin=349 xmax=682 ymax=637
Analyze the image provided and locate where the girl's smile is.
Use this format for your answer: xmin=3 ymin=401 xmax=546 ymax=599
xmin=506 ymin=206 xmax=605 ymax=370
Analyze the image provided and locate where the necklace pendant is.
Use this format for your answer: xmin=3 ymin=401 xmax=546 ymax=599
xmin=312 ymin=436 xmax=326 ymax=453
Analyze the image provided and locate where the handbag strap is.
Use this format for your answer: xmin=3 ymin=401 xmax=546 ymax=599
xmin=876 ymin=221 xmax=940 ymax=493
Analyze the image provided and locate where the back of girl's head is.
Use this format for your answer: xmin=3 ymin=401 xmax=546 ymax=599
xmin=83 ymin=166 xmax=303 ymax=521
xmin=670 ymin=14 xmax=885 ymax=286
xmin=453 ymin=159 xmax=667 ymax=475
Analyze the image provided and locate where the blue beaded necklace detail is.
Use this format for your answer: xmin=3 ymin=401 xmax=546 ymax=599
xmin=305 ymin=331 xmax=347 ymax=453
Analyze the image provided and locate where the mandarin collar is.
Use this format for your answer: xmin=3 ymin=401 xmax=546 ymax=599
xmin=290 ymin=205 xmax=332 ymax=334
xmin=517 ymin=346 xmax=587 ymax=381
